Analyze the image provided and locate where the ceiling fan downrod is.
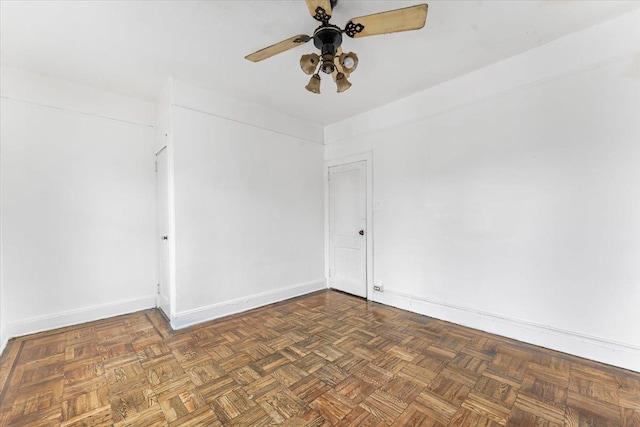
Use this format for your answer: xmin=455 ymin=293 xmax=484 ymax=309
xmin=313 ymin=25 xmax=342 ymax=74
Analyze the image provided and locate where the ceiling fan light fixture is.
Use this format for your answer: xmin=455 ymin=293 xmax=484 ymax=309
xmin=320 ymin=54 xmax=335 ymax=74
xmin=300 ymin=53 xmax=320 ymax=75
xmin=339 ymin=52 xmax=358 ymax=73
xmin=335 ymin=72 xmax=352 ymax=93
xmin=305 ymin=73 xmax=322 ymax=94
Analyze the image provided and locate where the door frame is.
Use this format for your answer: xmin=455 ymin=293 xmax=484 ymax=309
xmin=155 ymin=134 xmax=177 ymax=322
xmin=325 ymin=152 xmax=374 ymax=300
xmin=155 ymin=145 xmax=167 ymax=314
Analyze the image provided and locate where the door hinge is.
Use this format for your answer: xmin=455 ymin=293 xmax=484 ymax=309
xmin=157 ymin=283 xmax=160 ymax=295
xmin=155 ymin=161 xmax=157 ymax=173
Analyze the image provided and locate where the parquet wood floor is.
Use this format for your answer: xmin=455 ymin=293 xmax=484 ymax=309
xmin=1 ymin=290 xmax=639 ymax=426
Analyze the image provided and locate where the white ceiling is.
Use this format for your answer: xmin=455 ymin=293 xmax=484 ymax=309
xmin=2 ymin=1 xmax=639 ymax=125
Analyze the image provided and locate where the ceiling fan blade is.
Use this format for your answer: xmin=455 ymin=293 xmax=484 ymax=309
xmin=344 ymin=4 xmax=428 ymax=38
xmin=305 ymin=0 xmax=333 ymax=22
xmin=245 ymin=34 xmax=311 ymax=62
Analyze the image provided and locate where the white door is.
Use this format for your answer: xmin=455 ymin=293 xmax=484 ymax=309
xmin=328 ymin=161 xmax=367 ymax=298
xmin=156 ymin=147 xmax=171 ymax=317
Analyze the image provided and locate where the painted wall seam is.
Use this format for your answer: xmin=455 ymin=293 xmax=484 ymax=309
xmin=0 ymin=96 xmax=154 ymax=128
xmin=172 ymin=103 xmax=323 ymax=145
xmin=325 ymin=51 xmax=640 ymax=145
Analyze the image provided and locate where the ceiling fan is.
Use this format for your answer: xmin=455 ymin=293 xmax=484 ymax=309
xmin=245 ymin=0 xmax=428 ymax=94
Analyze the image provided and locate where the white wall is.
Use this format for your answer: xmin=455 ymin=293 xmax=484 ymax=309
xmin=325 ymin=10 xmax=640 ymax=372
xmin=0 ymin=182 xmax=4 ymax=352
xmin=169 ymin=81 xmax=325 ymax=328
xmin=0 ymin=68 xmax=157 ymax=341
xmin=1 ymin=226 xmax=5 ymax=353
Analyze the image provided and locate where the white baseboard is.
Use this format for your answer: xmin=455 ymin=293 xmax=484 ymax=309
xmin=373 ymin=290 xmax=640 ymax=373
xmin=172 ymin=279 xmax=327 ymax=330
xmin=0 ymin=326 xmax=7 ymax=357
xmin=5 ymin=296 xmax=157 ymax=340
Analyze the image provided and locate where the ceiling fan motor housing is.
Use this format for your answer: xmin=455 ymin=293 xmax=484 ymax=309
xmin=313 ymin=25 xmax=342 ymax=73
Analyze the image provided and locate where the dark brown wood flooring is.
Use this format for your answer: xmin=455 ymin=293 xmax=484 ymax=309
xmin=1 ymin=290 xmax=639 ymax=426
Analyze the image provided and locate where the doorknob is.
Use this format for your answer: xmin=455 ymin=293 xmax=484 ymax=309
xmin=161 ymin=235 xmax=168 ymax=240
xmin=359 ymin=230 xmax=364 ymax=236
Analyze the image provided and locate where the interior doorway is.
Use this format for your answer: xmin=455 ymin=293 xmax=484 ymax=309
xmin=155 ymin=146 xmax=171 ymax=317
xmin=327 ymin=160 xmax=368 ymax=298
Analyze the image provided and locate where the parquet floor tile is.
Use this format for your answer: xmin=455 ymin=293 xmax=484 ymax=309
xmin=1 ymin=290 xmax=639 ymax=426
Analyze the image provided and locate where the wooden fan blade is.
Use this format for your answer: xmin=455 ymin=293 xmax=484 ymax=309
xmin=245 ymin=34 xmax=311 ymax=62
xmin=305 ymin=0 xmax=332 ymax=21
xmin=344 ymin=4 xmax=428 ymax=38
